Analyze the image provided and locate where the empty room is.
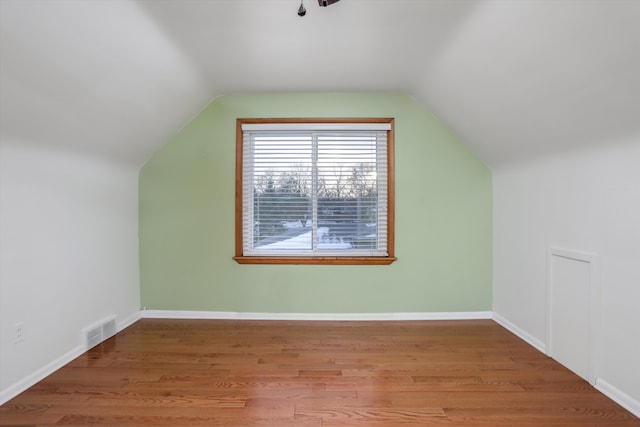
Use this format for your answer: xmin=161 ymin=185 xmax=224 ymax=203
xmin=1 ymin=0 xmax=639 ymax=425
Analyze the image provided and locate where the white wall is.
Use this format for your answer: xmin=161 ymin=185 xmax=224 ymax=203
xmin=493 ymin=135 xmax=640 ymax=413
xmin=0 ymin=142 xmax=140 ymax=403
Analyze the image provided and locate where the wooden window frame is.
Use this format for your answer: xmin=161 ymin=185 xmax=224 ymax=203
xmin=234 ymin=118 xmax=396 ymax=265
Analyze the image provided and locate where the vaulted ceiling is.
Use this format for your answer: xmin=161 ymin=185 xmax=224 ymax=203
xmin=1 ymin=0 xmax=639 ymax=167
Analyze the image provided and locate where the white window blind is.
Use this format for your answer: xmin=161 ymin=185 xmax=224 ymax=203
xmin=241 ymin=123 xmax=390 ymax=257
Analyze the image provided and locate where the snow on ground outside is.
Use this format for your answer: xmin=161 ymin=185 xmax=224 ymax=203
xmin=259 ymin=227 xmax=352 ymax=250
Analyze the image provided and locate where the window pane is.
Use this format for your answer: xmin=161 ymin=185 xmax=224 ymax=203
xmin=252 ymin=135 xmax=312 ymax=252
xmin=317 ymin=134 xmax=379 ymax=252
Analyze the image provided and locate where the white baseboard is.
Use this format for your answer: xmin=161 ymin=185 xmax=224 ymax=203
xmin=493 ymin=312 xmax=640 ymax=419
xmin=0 ymin=344 xmax=86 ymax=406
xmin=140 ymin=310 xmax=493 ymax=321
xmin=0 ymin=310 xmax=142 ymax=406
xmin=492 ymin=311 xmax=546 ymax=353
xmin=596 ymin=378 xmax=640 ymax=418
xmin=117 ymin=310 xmax=141 ymax=331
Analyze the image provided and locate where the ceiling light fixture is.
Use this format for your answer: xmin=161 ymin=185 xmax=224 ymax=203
xmin=297 ymin=0 xmax=341 ymax=17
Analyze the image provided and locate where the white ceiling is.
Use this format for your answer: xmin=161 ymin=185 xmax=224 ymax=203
xmin=1 ymin=0 xmax=639 ymax=167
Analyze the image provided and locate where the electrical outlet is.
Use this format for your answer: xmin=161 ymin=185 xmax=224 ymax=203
xmin=15 ymin=322 xmax=25 ymax=343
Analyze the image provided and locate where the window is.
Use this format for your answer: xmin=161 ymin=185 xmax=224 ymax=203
xmin=235 ymin=118 xmax=395 ymax=265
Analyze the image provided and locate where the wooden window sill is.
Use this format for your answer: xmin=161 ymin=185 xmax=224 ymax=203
xmin=233 ymin=256 xmax=397 ymax=265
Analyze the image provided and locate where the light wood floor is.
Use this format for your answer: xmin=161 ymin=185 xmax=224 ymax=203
xmin=1 ymin=319 xmax=638 ymax=426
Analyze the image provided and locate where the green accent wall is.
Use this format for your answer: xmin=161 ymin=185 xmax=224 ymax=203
xmin=139 ymin=93 xmax=492 ymax=313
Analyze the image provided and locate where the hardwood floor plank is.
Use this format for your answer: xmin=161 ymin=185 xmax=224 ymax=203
xmin=45 ymin=404 xmax=294 ymax=419
xmin=294 ymin=406 xmax=447 ymax=421
xmin=243 ymin=389 xmax=357 ymax=401
xmin=54 ymin=415 xmax=322 ymax=427
xmin=0 ymin=318 xmax=638 ymax=426
xmin=83 ymin=395 xmax=247 ymax=408
xmin=442 ymin=408 xmax=639 ymax=427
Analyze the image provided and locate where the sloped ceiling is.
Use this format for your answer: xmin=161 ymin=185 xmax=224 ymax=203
xmin=1 ymin=0 xmax=639 ymax=167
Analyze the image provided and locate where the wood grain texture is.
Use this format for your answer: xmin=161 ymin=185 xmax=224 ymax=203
xmin=1 ymin=319 xmax=638 ymax=426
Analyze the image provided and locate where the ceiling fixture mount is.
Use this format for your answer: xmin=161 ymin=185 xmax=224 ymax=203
xmin=297 ymin=0 xmax=341 ymax=16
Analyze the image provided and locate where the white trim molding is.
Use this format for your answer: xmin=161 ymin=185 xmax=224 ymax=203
xmin=0 ymin=344 xmax=86 ymax=406
xmin=596 ymin=379 xmax=640 ymax=418
xmin=492 ymin=312 xmax=546 ymax=353
xmin=139 ymin=310 xmax=493 ymax=322
xmin=118 ymin=311 xmax=141 ymax=331
xmin=0 ymin=311 xmax=142 ymax=406
xmin=493 ymin=311 xmax=640 ymax=419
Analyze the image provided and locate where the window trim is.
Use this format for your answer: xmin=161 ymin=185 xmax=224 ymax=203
xmin=234 ymin=118 xmax=396 ymax=265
